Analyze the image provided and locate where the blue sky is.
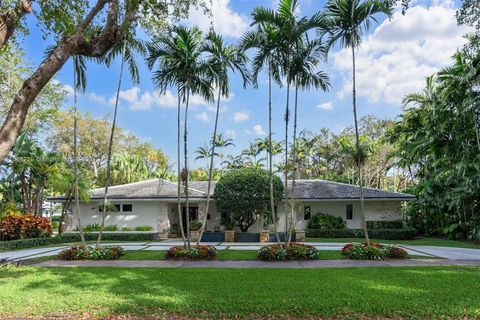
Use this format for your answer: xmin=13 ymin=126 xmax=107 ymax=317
xmin=21 ymin=0 xmax=470 ymax=168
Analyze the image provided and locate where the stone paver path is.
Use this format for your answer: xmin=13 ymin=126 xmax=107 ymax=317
xmin=28 ymin=258 xmax=480 ymax=269
xmin=2 ymin=241 xmax=479 ymax=261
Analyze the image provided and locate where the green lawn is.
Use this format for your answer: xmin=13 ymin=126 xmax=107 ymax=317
xmin=305 ymin=237 xmax=480 ymax=248
xmin=1 ymin=266 xmax=479 ymax=319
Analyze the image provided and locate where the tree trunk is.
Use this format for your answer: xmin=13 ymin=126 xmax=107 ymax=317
xmin=58 ymin=197 xmax=72 ymax=235
xmin=73 ymin=65 xmax=88 ymax=249
xmin=268 ymin=68 xmax=280 ymax=243
xmin=0 ymin=37 xmax=77 ymax=162
xmin=97 ymin=42 xmax=125 ymax=247
xmin=352 ymin=46 xmax=370 ymax=247
xmin=0 ymin=0 xmax=32 ymax=50
xmin=184 ymin=91 xmax=191 ymax=249
xmin=35 ymin=183 xmax=45 ymax=216
xmin=287 ymin=81 xmax=299 ymax=247
xmin=197 ymin=87 xmax=221 ymax=245
xmin=284 ymin=74 xmax=291 ymax=247
xmin=177 ymin=91 xmax=187 ymax=246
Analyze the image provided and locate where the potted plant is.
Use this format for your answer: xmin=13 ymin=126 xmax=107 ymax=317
xmin=168 ymin=223 xmax=180 ymax=238
xmin=190 ymin=220 xmax=202 ymax=242
xmin=223 ymin=217 xmax=235 ymax=242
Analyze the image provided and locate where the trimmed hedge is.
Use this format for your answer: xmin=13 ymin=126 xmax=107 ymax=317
xmin=366 ymin=220 xmax=404 ymax=229
xmin=305 ymin=228 xmax=417 ymax=240
xmin=0 ymin=232 xmax=156 ymax=252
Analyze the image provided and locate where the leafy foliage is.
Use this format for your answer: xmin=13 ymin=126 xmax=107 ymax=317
xmin=306 ymin=228 xmax=417 ymax=240
xmin=341 ymin=242 xmax=408 ymax=260
xmin=0 ymin=213 xmax=52 ymax=240
xmin=165 ymin=245 xmax=217 ymax=260
xmin=307 ymin=213 xmax=346 ymax=229
xmin=214 ymin=167 xmax=283 ymax=232
xmin=257 ymin=243 xmax=320 ymax=261
xmin=58 ymin=245 xmax=125 ymax=260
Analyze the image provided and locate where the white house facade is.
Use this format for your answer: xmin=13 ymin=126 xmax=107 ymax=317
xmin=50 ymin=179 xmax=415 ymax=238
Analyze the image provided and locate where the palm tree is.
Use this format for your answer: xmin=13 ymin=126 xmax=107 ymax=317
xmin=197 ymin=31 xmax=248 ymax=244
xmin=288 ymin=36 xmax=330 ymax=244
xmin=322 ymin=0 xmax=392 ymax=246
xmin=96 ymin=35 xmax=147 ymax=246
xmin=214 ymin=133 xmax=235 ymax=167
xmin=251 ymin=0 xmax=325 ymax=245
xmin=148 ymin=26 xmax=212 ymax=248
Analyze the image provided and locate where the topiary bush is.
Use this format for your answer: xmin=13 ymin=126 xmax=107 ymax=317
xmin=134 ymin=225 xmax=154 ymax=231
xmin=306 ymin=228 xmax=417 ymax=240
xmin=366 ymin=220 xmax=405 ymax=229
xmin=257 ymin=243 xmax=320 ymax=261
xmin=58 ymin=245 xmax=125 ymax=260
xmin=0 ymin=214 xmax=52 ymax=240
xmin=341 ymin=242 xmax=408 ymax=260
xmin=164 ymin=245 xmax=217 ymax=260
xmin=307 ymin=213 xmax=346 ymax=229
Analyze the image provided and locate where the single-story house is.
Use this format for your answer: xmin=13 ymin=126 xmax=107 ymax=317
xmin=49 ymin=178 xmax=415 ymax=238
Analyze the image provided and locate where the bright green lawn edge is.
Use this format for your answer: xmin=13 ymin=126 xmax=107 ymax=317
xmin=1 ymin=266 xmax=479 ymax=319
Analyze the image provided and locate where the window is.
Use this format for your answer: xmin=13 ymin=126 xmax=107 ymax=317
xmin=346 ymin=204 xmax=353 ymax=220
xmin=114 ymin=204 xmax=121 ymax=212
xmin=207 ymin=214 xmax=211 ymax=220
xmin=122 ymin=204 xmax=132 ymax=212
xmin=304 ymin=205 xmax=311 ymax=220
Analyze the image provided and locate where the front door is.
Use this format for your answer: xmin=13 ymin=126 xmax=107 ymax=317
xmin=182 ymin=206 xmax=198 ymax=233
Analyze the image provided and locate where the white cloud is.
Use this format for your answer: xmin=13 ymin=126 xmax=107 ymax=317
xmin=186 ymin=0 xmax=249 ymax=38
xmin=62 ymin=84 xmax=74 ymax=96
xmin=225 ymin=129 xmax=236 ymax=139
xmin=118 ymin=87 xmax=140 ymax=103
xmin=89 ymin=92 xmax=110 ymax=106
xmin=317 ymin=102 xmax=334 ymax=110
xmin=195 ymin=112 xmax=210 ymax=122
xmin=233 ymin=111 xmax=250 ymax=122
xmin=253 ymin=124 xmax=265 ymax=136
xmin=332 ymin=0 xmax=471 ymax=105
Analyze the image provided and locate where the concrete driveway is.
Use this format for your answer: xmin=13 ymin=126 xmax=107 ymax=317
xmin=1 ymin=241 xmax=479 ymax=261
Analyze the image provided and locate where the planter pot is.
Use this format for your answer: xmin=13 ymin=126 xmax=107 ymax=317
xmin=235 ymin=232 xmax=260 ymax=242
xmin=296 ymin=230 xmax=306 ymax=241
xmin=201 ymin=232 xmax=225 ymax=242
xmin=260 ymin=230 xmax=270 ymax=243
xmin=224 ymin=230 xmax=235 ymax=242
xmin=269 ymin=232 xmax=296 ymax=242
xmin=190 ymin=230 xmax=200 ymax=242
xmin=157 ymin=231 xmax=168 ymax=240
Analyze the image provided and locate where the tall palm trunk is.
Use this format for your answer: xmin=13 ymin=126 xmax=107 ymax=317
xmin=73 ymin=64 xmax=87 ymax=249
xmin=473 ymin=109 xmax=480 ymax=152
xmin=268 ymin=68 xmax=281 ymax=243
xmin=97 ymin=43 xmax=126 ymax=247
xmin=352 ymin=46 xmax=370 ymax=246
xmin=177 ymin=91 xmax=187 ymax=246
xmin=284 ymin=74 xmax=291 ymax=246
xmin=184 ymin=91 xmax=191 ymax=249
xmin=287 ymin=79 xmax=299 ymax=246
xmin=197 ymin=87 xmax=222 ymax=244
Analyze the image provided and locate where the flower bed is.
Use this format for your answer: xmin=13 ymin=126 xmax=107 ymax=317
xmin=342 ymin=242 xmax=408 ymax=260
xmin=164 ymin=245 xmax=217 ymax=260
xmin=57 ymin=245 xmax=125 ymax=260
xmin=257 ymin=243 xmax=320 ymax=261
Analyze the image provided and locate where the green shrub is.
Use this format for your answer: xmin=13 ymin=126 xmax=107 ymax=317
xmin=165 ymin=245 xmax=217 ymax=260
xmin=121 ymin=227 xmax=131 ymax=231
xmin=341 ymin=242 xmax=408 ymax=260
xmin=189 ymin=220 xmax=202 ymax=231
xmin=305 ymin=228 xmax=417 ymax=240
xmin=0 ymin=232 xmax=157 ymax=252
xmin=366 ymin=220 xmax=404 ymax=229
xmin=257 ymin=243 xmax=320 ymax=261
xmin=50 ymin=216 xmax=62 ymax=222
xmin=82 ymin=224 xmax=101 ymax=232
xmin=104 ymin=225 xmax=118 ymax=231
xmin=58 ymin=245 xmax=125 ymax=260
xmin=134 ymin=225 xmax=153 ymax=231
xmin=307 ymin=213 xmax=346 ymax=229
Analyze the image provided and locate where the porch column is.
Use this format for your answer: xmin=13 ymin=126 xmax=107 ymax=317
xmin=157 ymin=202 xmax=170 ymax=239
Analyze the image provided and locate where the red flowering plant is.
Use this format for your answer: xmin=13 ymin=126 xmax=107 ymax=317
xmin=57 ymin=246 xmax=125 ymax=260
xmin=165 ymin=245 xmax=217 ymax=260
xmin=0 ymin=213 xmax=52 ymax=240
xmin=341 ymin=242 xmax=408 ymax=260
xmin=258 ymin=243 xmax=319 ymax=261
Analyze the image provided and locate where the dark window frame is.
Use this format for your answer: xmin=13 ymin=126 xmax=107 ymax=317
xmin=346 ymin=204 xmax=353 ymax=220
xmin=304 ymin=205 xmax=311 ymax=220
xmin=122 ymin=204 xmax=133 ymax=212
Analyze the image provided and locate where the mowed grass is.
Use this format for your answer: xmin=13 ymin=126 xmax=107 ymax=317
xmin=1 ymin=266 xmax=479 ymax=319
xmin=305 ymin=237 xmax=480 ymax=249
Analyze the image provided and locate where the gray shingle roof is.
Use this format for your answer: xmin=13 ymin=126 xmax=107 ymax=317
xmin=49 ymin=178 xmax=415 ymax=201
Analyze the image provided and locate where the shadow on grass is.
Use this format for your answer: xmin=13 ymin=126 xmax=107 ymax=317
xmin=1 ymin=266 xmax=480 ymax=318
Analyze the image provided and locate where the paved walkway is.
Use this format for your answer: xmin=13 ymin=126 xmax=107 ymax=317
xmin=1 ymin=241 xmax=479 ymax=261
xmin=28 ymin=258 xmax=480 ymax=269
